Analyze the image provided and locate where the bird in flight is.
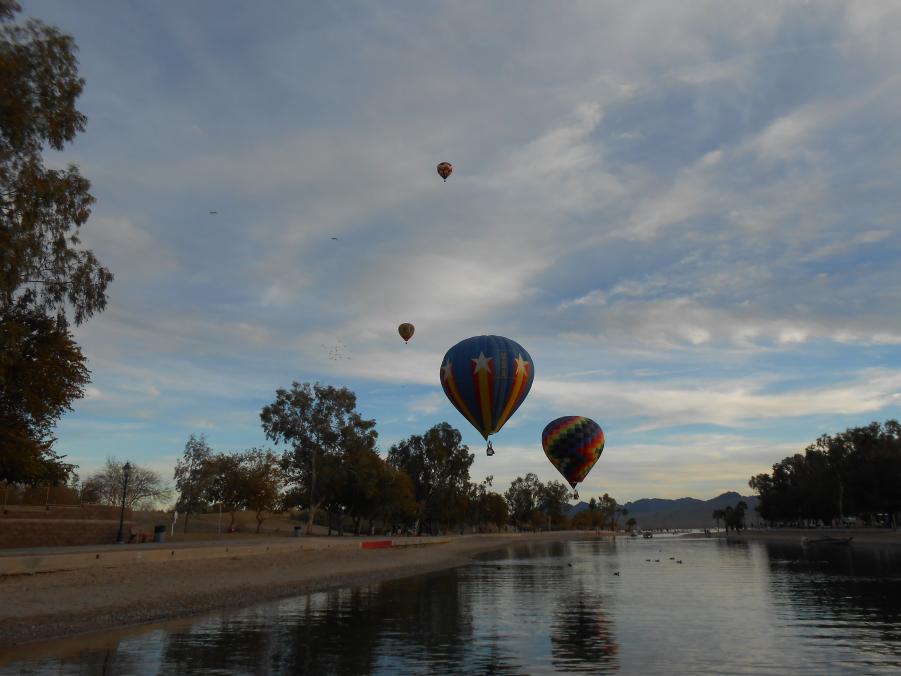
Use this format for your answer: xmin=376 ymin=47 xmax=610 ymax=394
xmin=209 ymin=211 xmax=218 ymax=215
xmin=331 ymin=237 xmax=338 ymax=240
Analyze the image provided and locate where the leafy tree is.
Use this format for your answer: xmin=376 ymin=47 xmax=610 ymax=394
xmin=236 ymin=448 xmax=283 ymax=533
xmin=173 ymin=433 xmax=215 ymax=532
xmin=0 ymin=1 xmax=111 ymax=483
xmin=749 ymin=420 xmax=901 ymax=527
xmin=505 ymin=473 xmax=543 ymax=531
xmin=596 ymin=493 xmax=618 ymax=530
xmin=712 ymin=508 xmax=725 ymax=531
xmin=625 ymin=517 xmax=637 ymax=532
xmin=480 ymin=491 xmax=509 ymax=531
xmin=466 ymin=476 xmax=509 ymax=533
xmin=1 ymin=1 xmax=112 ymax=324
xmin=204 ymin=452 xmax=246 ymax=531
xmin=377 ymin=461 xmax=417 ymax=534
xmin=723 ymin=501 xmax=747 ymax=533
xmin=387 ymin=422 xmax=474 ymax=534
xmin=83 ymin=457 xmax=172 ymax=510
xmin=260 ymin=382 xmax=377 ymax=534
xmin=1 ymin=303 xmax=84 ymax=485
xmin=539 ymin=480 xmax=571 ymax=530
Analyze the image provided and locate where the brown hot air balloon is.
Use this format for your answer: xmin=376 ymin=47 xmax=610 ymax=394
xmin=398 ymin=323 xmax=415 ymax=343
xmin=436 ymin=162 xmax=453 ymax=182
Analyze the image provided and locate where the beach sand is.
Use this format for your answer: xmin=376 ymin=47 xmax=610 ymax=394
xmin=0 ymin=531 xmax=603 ymax=649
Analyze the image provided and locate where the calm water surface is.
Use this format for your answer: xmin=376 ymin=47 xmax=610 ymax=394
xmin=3 ymin=536 xmax=901 ymax=675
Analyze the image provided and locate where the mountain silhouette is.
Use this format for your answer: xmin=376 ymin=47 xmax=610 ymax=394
xmin=567 ymin=491 xmax=758 ymax=529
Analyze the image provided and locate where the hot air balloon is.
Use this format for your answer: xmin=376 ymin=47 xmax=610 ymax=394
xmin=439 ymin=335 xmax=534 ymax=455
xmin=541 ymin=416 xmax=604 ymax=494
xmin=398 ymin=323 xmax=415 ymax=343
xmin=436 ymin=161 xmax=453 ymax=181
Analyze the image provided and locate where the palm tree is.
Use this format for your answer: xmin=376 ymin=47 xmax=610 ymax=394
xmin=733 ymin=501 xmax=748 ymax=533
xmin=724 ymin=506 xmax=734 ymax=532
xmin=712 ymin=508 xmax=725 ymax=532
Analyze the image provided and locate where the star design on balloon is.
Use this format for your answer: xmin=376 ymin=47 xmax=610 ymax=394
xmin=513 ymin=353 xmax=530 ymax=377
xmin=471 ymin=352 xmax=493 ymax=374
xmin=441 ymin=360 xmax=454 ymax=382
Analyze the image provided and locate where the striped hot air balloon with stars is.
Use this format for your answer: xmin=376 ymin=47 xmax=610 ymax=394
xmin=541 ymin=416 xmax=605 ymax=489
xmin=439 ymin=335 xmax=534 ymax=456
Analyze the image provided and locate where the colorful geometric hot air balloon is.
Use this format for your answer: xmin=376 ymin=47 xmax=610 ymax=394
xmin=541 ymin=416 xmax=605 ymax=489
xmin=398 ymin=323 xmax=415 ymax=343
xmin=436 ymin=161 xmax=453 ymax=181
xmin=439 ymin=335 xmax=534 ymax=455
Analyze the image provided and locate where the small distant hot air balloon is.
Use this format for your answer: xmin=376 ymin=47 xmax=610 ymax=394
xmin=436 ymin=162 xmax=453 ymax=182
xmin=542 ymin=417 xmax=605 ymax=493
xmin=398 ymin=323 xmax=415 ymax=344
xmin=439 ymin=335 xmax=534 ymax=455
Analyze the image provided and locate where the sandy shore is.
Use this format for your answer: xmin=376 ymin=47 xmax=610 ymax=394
xmin=0 ymin=531 xmax=604 ymax=650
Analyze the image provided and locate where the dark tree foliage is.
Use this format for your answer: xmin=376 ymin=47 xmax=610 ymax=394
xmin=504 ymin=472 xmax=543 ymax=530
xmin=387 ymin=422 xmax=474 ymax=535
xmin=1 ymin=1 xmax=111 ymax=484
xmin=260 ymin=382 xmax=377 ymax=534
xmin=750 ymin=420 xmax=901 ymax=527
xmin=0 ymin=302 xmax=85 ymax=483
xmin=0 ymin=1 xmax=111 ymax=324
xmin=173 ymin=434 xmax=215 ymax=532
xmin=539 ymin=480 xmax=572 ymax=529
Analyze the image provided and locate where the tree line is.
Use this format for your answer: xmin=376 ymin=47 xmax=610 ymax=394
xmin=168 ymin=381 xmax=628 ymax=536
xmin=749 ymin=420 xmax=901 ymax=527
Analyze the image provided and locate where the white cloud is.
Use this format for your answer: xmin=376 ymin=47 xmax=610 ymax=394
xmin=535 ymin=369 xmax=901 ymax=429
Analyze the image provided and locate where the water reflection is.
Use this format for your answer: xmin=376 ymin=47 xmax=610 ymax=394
xmin=766 ymin=543 xmax=901 ymax=666
xmin=4 ymin=537 xmax=901 ymax=675
xmin=550 ymin=589 xmax=618 ymax=673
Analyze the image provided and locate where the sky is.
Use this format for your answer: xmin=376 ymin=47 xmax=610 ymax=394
xmin=25 ymin=0 xmax=901 ymax=502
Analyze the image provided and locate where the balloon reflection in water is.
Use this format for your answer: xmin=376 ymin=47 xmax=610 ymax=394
xmin=550 ymin=591 xmax=618 ymax=673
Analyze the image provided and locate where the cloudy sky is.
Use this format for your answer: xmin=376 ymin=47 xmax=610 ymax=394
xmin=29 ymin=0 xmax=901 ymax=502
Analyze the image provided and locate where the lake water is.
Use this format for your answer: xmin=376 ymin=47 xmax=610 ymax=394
xmin=3 ymin=535 xmax=901 ymax=675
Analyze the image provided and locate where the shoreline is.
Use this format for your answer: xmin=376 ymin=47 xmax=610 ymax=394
xmin=0 ymin=531 xmax=608 ymax=652
xmin=688 ymin=528 xmax=901 ymax=546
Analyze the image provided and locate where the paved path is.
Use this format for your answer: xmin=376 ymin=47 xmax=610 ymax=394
xmin=0 ymin=535 xmax=447 ymax=576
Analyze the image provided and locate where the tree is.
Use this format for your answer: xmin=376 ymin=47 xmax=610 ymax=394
xmin=596 ymin=493 xmax=617 ymax=530
xmin=466 ymin=476 xmax=509 ymax=533
xmin=626 ymin=517 xmax=637 ymax=532
xmin=236 ymin=448 xmax=283 ymax=533
xmin=505 ymin=473 xmax=543 ymax=531
xmin=712 ymin=508 xmax=725 ymax=531
xmin=730 ymin=500 xmax=748 ymax=532
xmin=387 ymin=422 xmax=474 ymax=534
xmin=173 ymin=434 xmax=215 ymax=533
xmin=0 ymin=295 xmax=86 ymax=487
xmin=539 ymin=480 xmax=571 ymax=530
xmin=377 ymin=461 xmax=417 ymax=534
xmin=204 ymin=452 xmax=246 ymax=531
xmin=1 ymin=2 xmax=111 ymax=483
xmin=1 ymin=1 xmax=112 ymax=324
xmin=749 ymin=420 xmax=901 ymax=527
xmin=260 ymin=382 xmax=377 ymax=534
xmin=83 ymin=457 xmax=172 ymax=510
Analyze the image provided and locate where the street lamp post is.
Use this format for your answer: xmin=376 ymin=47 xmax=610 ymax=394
xmin=116 ymin=461 xmax=132 ymax=544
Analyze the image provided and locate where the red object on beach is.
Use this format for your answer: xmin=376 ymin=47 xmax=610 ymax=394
xmin=361 ymin=540 xmax=393 ymax=550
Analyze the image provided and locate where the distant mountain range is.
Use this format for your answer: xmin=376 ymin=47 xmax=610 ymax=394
xmin=568 ymin=491 xmax=759 ymax=529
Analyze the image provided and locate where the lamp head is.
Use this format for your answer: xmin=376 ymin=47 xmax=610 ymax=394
xmin=123 ymin=461 xmax=132 ymax=478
